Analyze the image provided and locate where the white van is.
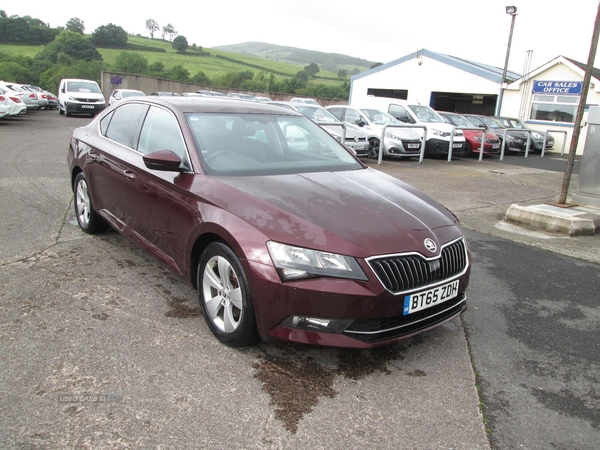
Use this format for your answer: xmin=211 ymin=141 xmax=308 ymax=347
xmin=352 ymin=97 xmax=466 ymax=157
xmin=58 ymin=78 xmax=106 ymax=117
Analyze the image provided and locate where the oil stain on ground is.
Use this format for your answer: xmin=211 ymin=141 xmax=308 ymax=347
xmin=253 ymin=339 xmax=419 ymax=433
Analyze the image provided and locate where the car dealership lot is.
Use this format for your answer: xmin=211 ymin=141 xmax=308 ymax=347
xmin=1 ymin=110 xmax=599 ymax=448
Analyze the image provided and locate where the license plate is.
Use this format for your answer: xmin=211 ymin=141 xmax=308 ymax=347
xmin=452 ymin=143 xmax=463 ymax=148
xmin=407 ymin=143 xmax=420 ymax=149
xmin=403 ymin=280 xmax=459 ymax=315
xmin=492 ymin=144 xmax=500 ymax=149
xmin=81 ymin=105 xmax=94 ymax=109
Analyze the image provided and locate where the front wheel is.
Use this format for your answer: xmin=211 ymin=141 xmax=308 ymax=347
xmin=198 ymin=242 xmax=259 ymax=347
xmin=73 ymin=173 xmax=108 ymax=234
xmin=464 ymin=142 xmax=472 ymax=157
xmin=367 ymin=138 xmax=380 ymax=159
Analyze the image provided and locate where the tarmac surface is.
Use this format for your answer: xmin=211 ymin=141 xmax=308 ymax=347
xmin=1 ymin=111 xmax=599 ymax=449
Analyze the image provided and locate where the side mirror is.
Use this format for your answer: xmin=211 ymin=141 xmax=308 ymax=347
xmin=143 ymin=150 xmax=184 ymax=172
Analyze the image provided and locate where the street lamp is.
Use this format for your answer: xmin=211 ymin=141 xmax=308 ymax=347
xmin=495 ymin=5 xmax=518 ymax=116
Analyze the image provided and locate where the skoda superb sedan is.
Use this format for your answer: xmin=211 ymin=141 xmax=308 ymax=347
xmin=68 ymin=97 xmax=471 ymax=348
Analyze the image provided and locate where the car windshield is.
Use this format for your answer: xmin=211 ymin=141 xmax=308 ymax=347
xmin=295 ymin=106 xmax=341 ymax=123
xmin=444 ymin=114 xmax=475 ymax=128
xmin=479 ymin=116 xmax=505 ymax=130
xmin=186 ymin=113 xmax=361 ymax=176
xmin=408 ymin=105 xmax=445 ymax=123
xmin=361 ymin=109 xmax=400 ymax=125
xmin=66 ymin=81 xmax=102 ymax=94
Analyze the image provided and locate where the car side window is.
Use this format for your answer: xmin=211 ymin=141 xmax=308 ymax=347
xmin=389 ymin=105 xmax=415 ymax=124
xmin=328 ymin=107 xmax=343 ymax=120
xmin=103 ymin=103 xmax=150 ymax=148
xmin=138 ymin=106 xmax=190 ymax=170
xmin=345 ymin=109 xmax=362 ymax=123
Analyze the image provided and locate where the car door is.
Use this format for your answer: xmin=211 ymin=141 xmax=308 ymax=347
xmin=87 ymin=102 xmax=150 ymax=229
xmin=124 ymin=105 xmax=197 ymax=276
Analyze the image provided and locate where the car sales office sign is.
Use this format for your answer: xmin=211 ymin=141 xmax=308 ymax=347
xmin=533 ymin=80 xmax=583 ymax=95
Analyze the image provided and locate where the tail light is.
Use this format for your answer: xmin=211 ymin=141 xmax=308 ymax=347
xmin=29 ymin=93 xmax=37 ymax=99
xmin=0 ymin=95 xmax=5 ymax=101
xmin=10 ymin=97 xmax=22 ymax=103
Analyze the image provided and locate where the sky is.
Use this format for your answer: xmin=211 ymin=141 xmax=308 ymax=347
xmin=3 ymin=0 xmax=600 ymax=75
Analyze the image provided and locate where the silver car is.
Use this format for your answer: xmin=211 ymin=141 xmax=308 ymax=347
xmin=0 ymin=82 xmax=39 ymax=111
xmin=327 ymin=105 xmax=424 ymax=159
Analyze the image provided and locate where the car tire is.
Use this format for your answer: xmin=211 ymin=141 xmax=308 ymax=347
xmin=198 ymin=242 xmax=259 ymax=347
xmin=73 ymin=173 xmax=109 ymax=234
xmin=367 ymin=138 xmax=380 ymax=159
xmin=59 ymin=106 xmax=64 ymax=115
xmin=464 ymin=142 xmax=472 ymax=157
xmin=66 ymin=105 xmax=71 ymax=117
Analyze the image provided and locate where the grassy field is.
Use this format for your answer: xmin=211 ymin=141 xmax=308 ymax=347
xmin=0 ymin=36 xmax=342 ymax=86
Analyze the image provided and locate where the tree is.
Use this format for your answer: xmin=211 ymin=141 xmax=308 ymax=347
xmin=91 ymin=23 xmax=128 ymax=47
xmin=165 ymin=64 xmax=189 ymax=82
xmin=114 ymin=51 xmax=148 ymax=74
xmin=190 ymin=71 xmax=210 ymax=85
xmin=172 ymin=35 xmax=188 ymax=53
xmin=145 ymin=19 xmax=159 ymax=39
xmin=65 ymin=17 xmax=84 ymax=34
xmin=337 ymin=68 xmax=348 ymax=79
xmin=304 ymin=62 xmax=320 ymax=77
xmin=295 ymin=70 xmax=310 ymax=82
xmin=162 ymin=23 xmax=177 ymax=41
xmin=36 ymin=31 xmax=102 ymax=64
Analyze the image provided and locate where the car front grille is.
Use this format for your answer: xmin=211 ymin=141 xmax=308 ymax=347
xmin=343 ymin=294 xmax=466 ymax=343
xmin=367 ymin=238 xmax=467 ymax=294
xmin=75 ymin=97 xmax=102 ymax=103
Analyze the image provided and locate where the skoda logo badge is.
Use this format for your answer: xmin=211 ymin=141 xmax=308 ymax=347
xmin=424 ymin=238 xmax=437 ymax=253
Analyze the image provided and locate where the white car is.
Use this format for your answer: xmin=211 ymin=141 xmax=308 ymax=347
xmin=0 ymin=82 xmax=39 ymax=111
xmin=290 ymin=97 xmax=320 ymax=106
xmin=108 ymin=89 xmax=145 ymax=106
xmin=327 ymin=105 xmax=424 ymax=159
xmin=0 ymin=90 xmax=10 ymax=119
xmin=58 ymin=78 xmax=106 ymax=117
xmin=0 ymin=86 xmax=27 ymax=116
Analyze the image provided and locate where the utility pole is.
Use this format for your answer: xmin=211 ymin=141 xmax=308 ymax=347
xmin=559 ymin=0 xmax=600 ymax=204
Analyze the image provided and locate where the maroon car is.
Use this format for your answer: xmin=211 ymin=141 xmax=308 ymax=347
xmin=68 ymin=97 xmax=471 ymax=348
xmin=439 ymin=111 xmax=501 ymax=156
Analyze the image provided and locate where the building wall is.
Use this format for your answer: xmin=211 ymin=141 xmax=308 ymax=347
xmin=501 ymin=62 xmax=600 ymax=155
xmin=350 ymin=55 xmax=500 ymax=106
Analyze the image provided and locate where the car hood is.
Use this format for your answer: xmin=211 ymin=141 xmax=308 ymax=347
xmin=202 ymin=168 xmax=461 ymax=258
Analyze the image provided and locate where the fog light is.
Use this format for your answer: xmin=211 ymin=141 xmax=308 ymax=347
xmin=283 ymin=315 xmax=354 ymax=333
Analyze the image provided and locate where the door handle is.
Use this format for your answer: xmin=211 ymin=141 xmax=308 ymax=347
xmin=123 ymin=170 xmax=136 ymax=180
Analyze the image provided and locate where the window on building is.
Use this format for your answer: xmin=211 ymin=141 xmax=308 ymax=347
xmin=530 ymin=94 xmax=578 ymax=123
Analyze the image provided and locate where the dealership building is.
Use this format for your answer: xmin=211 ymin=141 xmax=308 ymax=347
xmin=349 ymin=49 xmax=600 ymax=154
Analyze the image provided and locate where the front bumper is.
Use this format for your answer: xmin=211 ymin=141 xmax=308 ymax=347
xmin=66 ymin=102 xmax=105 ymax=115
xmin=426 ymin=138 xmax=466 ymax=156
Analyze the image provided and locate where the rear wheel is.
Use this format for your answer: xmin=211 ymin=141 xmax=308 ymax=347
xmin=464 ymin=142 xmax=472 ymax=157
xmin=73 ymin=173 xmax=109 ymax=234
xmin=198 ymin=242 xmax=259 ymax=347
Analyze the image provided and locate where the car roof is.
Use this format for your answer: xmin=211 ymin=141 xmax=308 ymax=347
xmin=119 ymin=96 xmax=303 ymax=115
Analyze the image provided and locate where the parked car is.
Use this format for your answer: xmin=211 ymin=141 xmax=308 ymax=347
xmin=58 ymin=78 xmax=106 ymax=117
xmin=0 ymin=86 xmax=27 ymax=116
xmin=290 ymin=97 xmax=320 ymax=106
xmin=150 ymin=91 xmax=182 ymax=96
xmin=355 ymin=98 xmax=466 ymax=157
xmin=227 ymin=92 xmax=260 ymax=102
xmin=67 ymin=97 xmax=470 ymax=348
xmin=0 ymin=89 xmax=10 ymax=119
xmin=462 ymin=114 xmax=525 ymax=154
xmin=0 ymin=82 xmax=39 ymax=111
xmin=24 ymin=85 xmax=57 ymax=110
xmin=197 ymin=90 xmax=227 ymax=97
xmin=269 ymin=101 xmax=370 ymax=156
xmin=326 ymin=105 xmax=424 ymax=159
xmin=492 ymin=116 xmax=555 ymax=152
xmin=108 ymin=89 xmax=145 ymax=106
xmin=256 ymin=96 xmax=272 ymax=103
xmin=438 ymin=112 xmax=501 ymax=156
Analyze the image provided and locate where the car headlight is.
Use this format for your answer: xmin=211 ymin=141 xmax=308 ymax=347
xmin=474 ymin=136 xmax=482 ymax=142
xmin=432 ymin=129 xmax=451 ymax=137
xmin=266 ymin=241 xmax=368 ymax=281
xmin=531 ymin=132 xmax=543 ymax=139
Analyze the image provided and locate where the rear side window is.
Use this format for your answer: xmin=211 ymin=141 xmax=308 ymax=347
xmin=103 ymin=103 xmax=150 ymax=148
